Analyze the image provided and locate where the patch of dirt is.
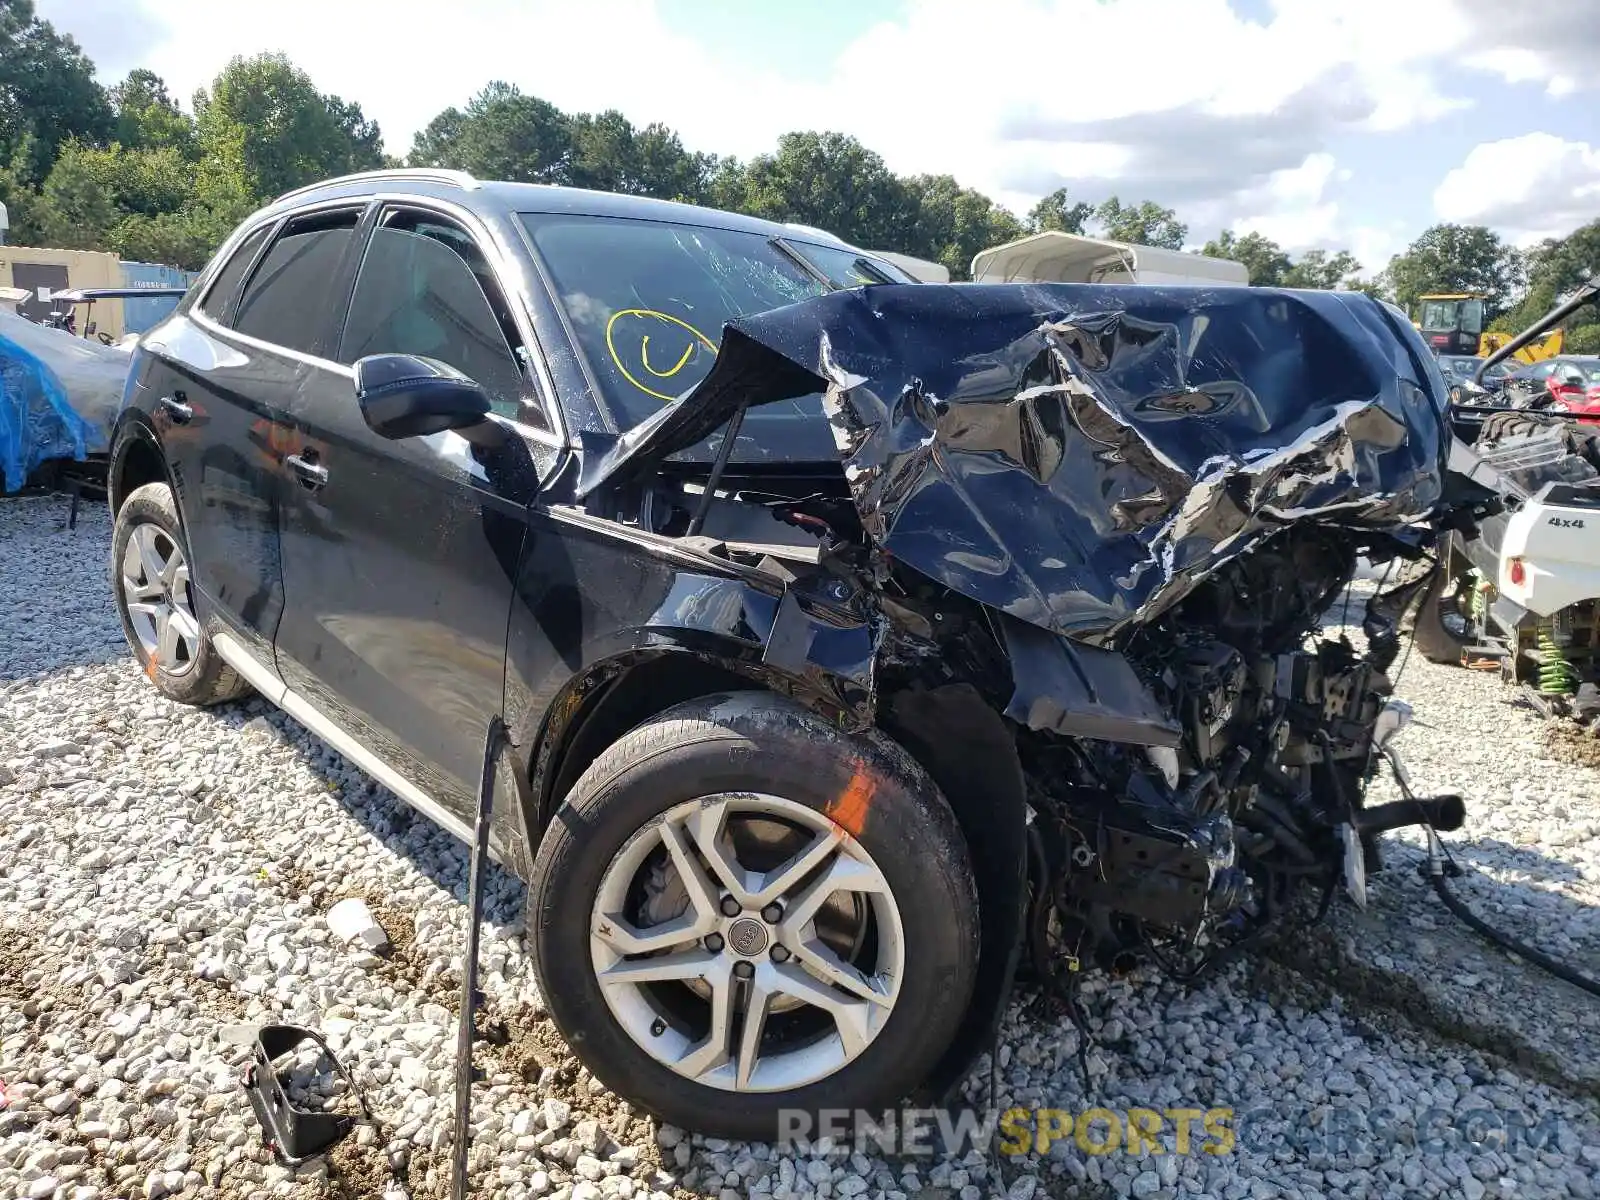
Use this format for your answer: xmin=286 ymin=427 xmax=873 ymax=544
xmin=363 ymin=901 xmax=462 ymax=1011
xmin=0 ymin=921 xmax=83 ymax=1039
xmin=0 ymin=923 xmax=43 ymax=1007
xmin=1545 ymin=722 xmax=1600 ymax=769
xmin=326 ymin=1135 xmax=401 ymax=1200
xmin=500 ymin=1012 xmax=578 ymax=1085
xmin=401 ymin=1145 xmax=448 ymax=1200
xmin=275 ymin=863 xmax=321 ymax=902
xmin=194 ymin=975 xmax=252 ymax=1021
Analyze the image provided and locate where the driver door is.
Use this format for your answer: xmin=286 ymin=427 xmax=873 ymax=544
xmin=272 ymin=203 xmax=547 ymax=822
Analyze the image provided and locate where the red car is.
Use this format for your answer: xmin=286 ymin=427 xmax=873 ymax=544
xmin=1504 ymin=355 xmax=1600 ymax=421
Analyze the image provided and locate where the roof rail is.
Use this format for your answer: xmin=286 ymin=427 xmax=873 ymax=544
xmin=273 ymin=167 xmax=481 ymax=205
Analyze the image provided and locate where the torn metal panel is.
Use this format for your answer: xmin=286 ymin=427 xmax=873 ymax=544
xmin=999 ymin=612 xmax=1181 ymax=747
xmin=578 ymin=283 xmax=1449 ymax=645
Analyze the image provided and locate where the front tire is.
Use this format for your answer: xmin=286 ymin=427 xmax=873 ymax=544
xmin=527 ymin=690 xmax=980 ymax=1141
xmin=111 ymin=482 xmax=250 ymax=706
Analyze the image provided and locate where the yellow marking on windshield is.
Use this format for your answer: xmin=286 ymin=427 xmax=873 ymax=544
xmin=642 ymin=336 xmax=695 ymax=378
xmin=605 ymin=308 xmax=719 ymax=402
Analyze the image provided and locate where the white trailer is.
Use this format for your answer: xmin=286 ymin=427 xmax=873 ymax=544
xmin=970 ymin=231 xmax=1248 ymax=287
xmin=867 ymin=250 xmax=950 ymax=284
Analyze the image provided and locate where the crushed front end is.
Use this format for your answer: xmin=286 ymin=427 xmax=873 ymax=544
xmin=577 ymin=278 xmax=1461 ymax=1055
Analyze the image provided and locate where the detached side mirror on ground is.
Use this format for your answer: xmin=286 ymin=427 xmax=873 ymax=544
xmin=353 ymin=353 xmax=491 ymax=440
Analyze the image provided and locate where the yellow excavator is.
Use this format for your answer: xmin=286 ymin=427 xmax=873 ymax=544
xmin=1478 ymin=327 xmax=1564 ymax=362
xmin=1412 ymin=292 xmax=1564 ymax=362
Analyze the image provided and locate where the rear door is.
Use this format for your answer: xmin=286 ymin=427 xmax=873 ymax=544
xmin=272 ymin=201 xmax=551 ymax=820
xmin=146 ymin=206 xmax=365 ymax=654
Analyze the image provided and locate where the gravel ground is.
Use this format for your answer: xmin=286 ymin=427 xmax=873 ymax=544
xmin=2 ymin=492 xmax=1597 ymax=1200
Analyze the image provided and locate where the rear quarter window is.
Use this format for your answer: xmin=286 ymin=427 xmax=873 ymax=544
xmin=195 ymin=224 xmax=271 ymax=324
xmin=232 ymin=208 xmax=362 ymax=355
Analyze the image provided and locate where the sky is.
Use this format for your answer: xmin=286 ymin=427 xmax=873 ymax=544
xmin=36 ymin=0 xmax=1600 ymax=277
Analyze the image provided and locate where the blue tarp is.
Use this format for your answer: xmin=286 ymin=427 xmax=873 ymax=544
xmin=0 ymin=316 xmax=117 ymax=493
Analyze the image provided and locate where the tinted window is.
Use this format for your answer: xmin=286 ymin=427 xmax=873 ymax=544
xmin=338 ymin=210 xmax=528 ymax=419
xmin=233 ymin=209 xmax=361 ymax=353
xmin=520 ymin=212 xmax=841 ymax=463
xmin=197 ymin=224 xmax=271 ymax=322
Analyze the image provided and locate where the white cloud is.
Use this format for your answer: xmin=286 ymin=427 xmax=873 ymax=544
xmin=1452 ymin=0 xmax=1600 ymax=97
xmin=1345 ymin=223 xmax=1411 ymax=276
xmin=31 ymin=0 xmax=1592 ymax=264
xmin=39 ymin=0 xmax=1480 ymax=192
xmin=1221 ymin=153 xmax=1343 ymax=250
xmin=1434 ymin=134 xmax=1600 ymax=244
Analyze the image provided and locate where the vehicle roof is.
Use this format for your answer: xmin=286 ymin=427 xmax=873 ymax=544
xmin=264 ymin=169 xmax=855 ymax=247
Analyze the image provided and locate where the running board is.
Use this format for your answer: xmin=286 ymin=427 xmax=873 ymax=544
xmin=211 ymin=629 xmax=486 ymax=853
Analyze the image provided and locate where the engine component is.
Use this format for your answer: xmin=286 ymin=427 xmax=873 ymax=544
xmin=1055 ymin=785 xmax=1252 ymax=934
xmin=1171 ymin=639 xmax=1247 ymax=768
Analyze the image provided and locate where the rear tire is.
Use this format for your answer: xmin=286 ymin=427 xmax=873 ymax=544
xmin=111 ymin=482 xmax=250 ymax=706
xmin=1480 ymin=410 xmax=1565 ymax=444
xmin=527 ymin=690 xmax=980 ymax=1141
xmin=1413 ymin=567 xmax=1475 ymax=666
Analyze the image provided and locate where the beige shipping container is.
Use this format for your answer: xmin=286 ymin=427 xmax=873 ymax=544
xmin=0 ymin=245 xmax=125 ymax=339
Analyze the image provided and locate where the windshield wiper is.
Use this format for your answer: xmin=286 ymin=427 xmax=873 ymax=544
xmin=769 ymin=238 xmax=836 ymax=289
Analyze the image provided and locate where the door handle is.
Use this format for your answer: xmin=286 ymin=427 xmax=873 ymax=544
xmin=158 ymin=394 xmax=192 ymax=423
xmin=286 ymin=451 xmax=329 ymax=489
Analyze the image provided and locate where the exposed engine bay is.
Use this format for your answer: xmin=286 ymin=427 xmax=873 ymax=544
xmin=862 ymin=522 xmax=1458 ymax=994
xmin=576 ymin=279 xmax=1469 ymax=1068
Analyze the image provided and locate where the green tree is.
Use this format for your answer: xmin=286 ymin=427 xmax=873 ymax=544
xmin=0 ymin=0 xmax=112 ymax=181
xmin=723 ymin=131 xmax=913 ymax=250
xmin=1095 ymin=196 xmax=1186 ymax=249
xmin=1282 ymin=248 xmax=1362 ymax=290
xmin=1027 ymin=187 xmax=1093 ymax=235
xmin=32 ymin=139 xmax=116 ymax=247
xmin=0 ymin=136 xmax=46 ymax=241
xmin=903 ymin=173 xmax=1025 ymax=278
xmin=193 ymin=53 xmax=383 ymax=198
xmin=409 ymin=81 xmax=572 ymax=183
xmin=1381 ymin=223 xmax=1522 ymax=318
xmin=566 ymin=108 xmax=636 ymax=192
xmin=1490 ymin=220 xmax=1600 ymax=337
xmin=109 ymin=69 xmax=196 ymax=157
xmin=1567 ymin=324 xmax=1600 ymax=353
xmin=630 ymin=122 xmax=715 ymax=203
xmin=561 ymin=110 xmax=712 ymax=201
xmin=32 ymin=138 xmax=236 ymax=268
xmin=1200 ymin=230 xmax=1292 ymax=286
xmin=1524 ymin=220 xmax=1600 ymax=299
xmin=1344 ymin=277 xmax=1391 ymax=302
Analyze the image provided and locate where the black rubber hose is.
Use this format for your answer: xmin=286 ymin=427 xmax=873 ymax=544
xmin=1430 ymin=871 xmax=1600 ymax=999
xmin=1356 ymin=794 xmax=1467 ymax=836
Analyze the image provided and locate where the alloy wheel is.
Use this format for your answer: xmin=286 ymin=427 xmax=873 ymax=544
xmin=120 ymin=522 xmax=200 ymax=676
xmin=589 ymin=793 xmax=905 ymax=1093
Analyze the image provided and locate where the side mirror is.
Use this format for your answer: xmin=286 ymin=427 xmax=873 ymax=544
xmin=353 ymin=353 xmax=491 ymax=440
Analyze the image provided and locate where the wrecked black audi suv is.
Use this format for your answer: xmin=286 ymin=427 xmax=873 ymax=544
xmin=107 ymin=169 xmax=1461 ymax=1139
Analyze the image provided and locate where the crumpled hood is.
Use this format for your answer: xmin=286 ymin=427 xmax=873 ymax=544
xmin=578 ymin=282 xmax=1451 ymax=643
